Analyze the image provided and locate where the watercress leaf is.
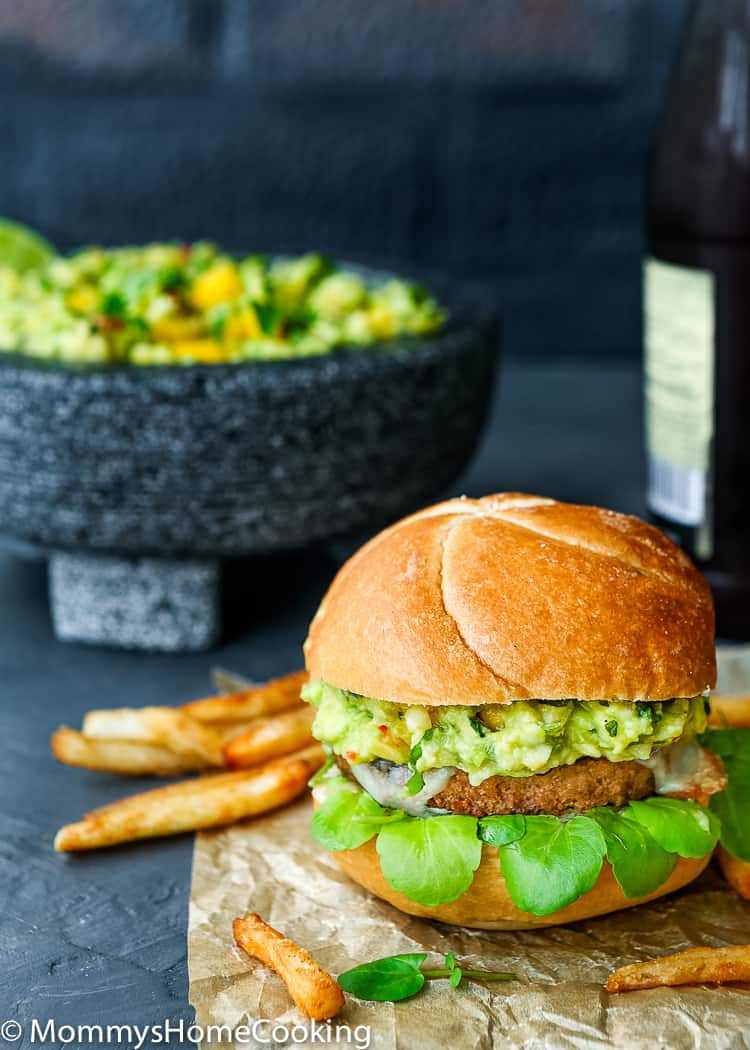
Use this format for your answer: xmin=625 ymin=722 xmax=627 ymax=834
xmin=449 ymin=967 xmax=463 ymax=988
xmin=626 ymin=797 xmax=720 ymax=858
xmin=376 ymin=815 xmax=482 ymax=906
xmin=311 ymin=787 xmax=392 ymax=851
xmin=498 ymin=815 xmax=606 ymax=916
xmin=590 ymin=806 xmax=677 ymax=898
xmin=478 ymin=814 xmax=526 ymax=847
xmin=702 ymin=728 xmax=750 ymax=861
xmin=338 ymin=954 xmax=427 ymax=1002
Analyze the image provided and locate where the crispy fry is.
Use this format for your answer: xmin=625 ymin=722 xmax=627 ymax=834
xmin=51 ymin=727 xmax=204 ymax=777
xmin=716 ymin=845 xmax=750 ymax=901
xmin=606 ymin=944 xmax=750 ymax=992
xmin=233 ymin=913 xmax=344 ymax=1020
xmin=183 ymin=670 xmax=307 ymax=725
xmin=215 ymin=721 xmax=262 ymax=745
xmin=223 ymin=706 xmax=315 ymax=768
xmin=54 ymin=747 xmax=324 ymax=852
xmin=82 ymin=707 xmax=224 ymax=766
xmin=709 ymin=695 xmax=750 ymax=729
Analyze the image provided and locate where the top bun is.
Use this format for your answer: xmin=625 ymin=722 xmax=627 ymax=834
xmin=304 ymin=494 xmax=716 ymax=705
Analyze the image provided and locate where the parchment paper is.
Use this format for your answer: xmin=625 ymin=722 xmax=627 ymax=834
xmin=189 ymin=651 xmax=750 ymax=1050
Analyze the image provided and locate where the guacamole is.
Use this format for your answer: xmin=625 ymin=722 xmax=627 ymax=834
xmin=303 ymin=680 xmax=708 ymax=785
xmin=0 ymin=240 xmax=444 ymax=366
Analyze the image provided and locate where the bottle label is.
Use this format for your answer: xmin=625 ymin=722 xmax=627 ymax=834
xmin=644 ymin=258 xmax=714 ymax=530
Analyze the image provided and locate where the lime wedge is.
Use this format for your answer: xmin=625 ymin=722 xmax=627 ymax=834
xmin=0 ymin=218 xmax=54 ymax=273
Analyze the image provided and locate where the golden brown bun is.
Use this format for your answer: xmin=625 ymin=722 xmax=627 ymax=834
xmin=304 ymin=494 xmax=715 ymax=704
xmin=331 ymin=838 xmax=711 ymax=929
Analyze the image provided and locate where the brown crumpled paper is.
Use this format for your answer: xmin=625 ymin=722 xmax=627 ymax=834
xmin=190 ymin=649 xmax=750 ymax=1048
xmin=189 ymin=797 xmax=750 ymax=1050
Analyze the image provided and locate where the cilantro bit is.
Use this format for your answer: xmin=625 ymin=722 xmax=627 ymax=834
xmin=470 ymin=715 xmax=489 ymax=737
xmin=405 ymin=728 xmax=434 ymax=796
xmin=405 ymin=769 xmax=425 ymax=796
xmin=158 ymin=265 xmax=188 ymax=293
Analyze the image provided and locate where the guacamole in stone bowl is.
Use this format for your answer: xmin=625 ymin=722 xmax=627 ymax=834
xmin=0 ymin=220 xmax=497 ymax=649
xmin=0 ymin=229 xmax=444 ymax=366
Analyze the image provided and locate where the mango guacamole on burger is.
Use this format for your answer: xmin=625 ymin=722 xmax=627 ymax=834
xmin=304 ymin=681 xmax=708 ymax=784
xmin=301 ymin=494 xmax=742 ymax=929
xmin=0 ymin=220 xmax=444 ymax=366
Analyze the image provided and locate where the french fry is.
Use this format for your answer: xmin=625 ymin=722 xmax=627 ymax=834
xmin=709 ymin=695 xmax=750 ymax=729
xmin=606 ymin=944 xmax=750 ymax=992
xmin=716 ymin=845 xmax=750 ymax=901
xmin=183 ymin=669 xmax=307 ymax=725
xmin=233 ymin=913 xmax=344 ymax=1021
xmin=54 ymin=746 xmax=325 ymax=852
xmin=82 ymin=707 xmax=224 ymax=767
xmin=51 ymin=727 xmax=203 ymax=777
xmin=223 ymin=706 xmax=315 ymax=768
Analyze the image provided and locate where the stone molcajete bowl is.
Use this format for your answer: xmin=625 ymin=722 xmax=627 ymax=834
xmin=0 ymin=277 xmax=497 ymax=650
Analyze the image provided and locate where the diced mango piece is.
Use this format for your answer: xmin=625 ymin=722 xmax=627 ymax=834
xmin=224 ymin=306 xmax=263 ymax=343
xmin=151 ymin=314 xmax=206 ymax=341
xmin=190 ymin=262 xmax=243 ymax=311
xmin=366 ymin=304 xmax=397 ymax=339
xmin=169 ymin=339 xmax=231 ymax=363
xmin=66 ymin=286 xmax=99 ymax=313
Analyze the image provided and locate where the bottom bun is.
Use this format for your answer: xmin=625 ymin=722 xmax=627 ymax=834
xmin=331 ymin=840 xmax=711 ymax=929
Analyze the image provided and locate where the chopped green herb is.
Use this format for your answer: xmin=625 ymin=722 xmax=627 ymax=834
xmin=99 ymin=291 xmax=127 ymax=319
xmin=470 ymin=715 xmax=489 ymax=737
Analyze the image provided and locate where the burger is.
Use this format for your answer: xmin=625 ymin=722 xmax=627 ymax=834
xmin=302 ymin=494 xmax=726 ymax=929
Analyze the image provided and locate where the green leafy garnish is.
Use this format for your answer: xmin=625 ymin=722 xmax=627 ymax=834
xmin=376 ymin=815 xmax=482 ymax=906
xmin=590 ymin=806 xmax=676 ymax=898
xmin=625 ymin=797 xmax=720 ymax=858
xmin=338 ymin=953 xmax=427 ymax=1002
xmin=478 ymin=814 xmax=526 ymax=847
xmin=310 ymin=772 xmax=726 ymax=916
xmin=497 ymin=815 xmax=607 ymax=916
xmin=311 ymin=788 xmax=395 ymax=851
xmin=337 ymin=952 xmax=515 ymax=1003
xmin=702 ymin=728 xmax=750 ymax=861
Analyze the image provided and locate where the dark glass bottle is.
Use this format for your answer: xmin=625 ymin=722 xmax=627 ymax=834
xmin=646 ymin=0 xmax=750 ymax=638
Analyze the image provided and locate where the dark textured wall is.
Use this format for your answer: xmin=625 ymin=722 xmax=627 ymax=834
xmin=0 ymin=0 xmax=687 ymax=357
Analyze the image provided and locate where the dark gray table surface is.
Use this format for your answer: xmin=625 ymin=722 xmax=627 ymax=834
xmin=0 ymin=357 xmax=645 ymax=1044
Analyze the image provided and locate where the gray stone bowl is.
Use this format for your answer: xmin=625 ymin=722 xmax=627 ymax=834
xmin=0 ymin=275 xmax=498 ymax=648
